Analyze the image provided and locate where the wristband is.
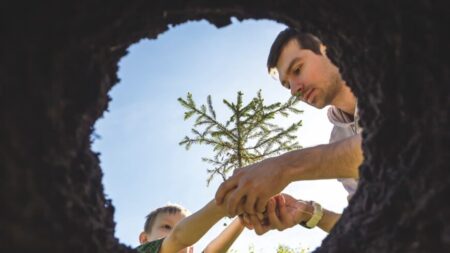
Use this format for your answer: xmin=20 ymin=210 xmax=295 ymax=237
xmin=299 ymin=201 xmax=323 ymax=229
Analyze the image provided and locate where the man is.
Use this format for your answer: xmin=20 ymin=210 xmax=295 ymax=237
xmin=215 ymin=28 xmax=363 ymax=234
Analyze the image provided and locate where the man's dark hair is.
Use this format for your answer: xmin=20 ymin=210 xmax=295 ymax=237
xmin=267 ymin=28 xmax=322 ymax=72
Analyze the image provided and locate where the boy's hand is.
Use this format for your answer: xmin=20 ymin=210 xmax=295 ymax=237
xmin=238 ymin=214 xmax=254 ymax=230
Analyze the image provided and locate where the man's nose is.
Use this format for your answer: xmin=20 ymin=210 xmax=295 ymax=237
xmin=289 ymin=77 xmax=304 ymax=96
xmin=288 ymin=79 xmax=300 ymax=96
xmin=290 ymin=84 xmax=297 ymax=96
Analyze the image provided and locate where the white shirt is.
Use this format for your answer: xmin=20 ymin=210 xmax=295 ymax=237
xmin=327 ymin=105 xmax=361 ymax=201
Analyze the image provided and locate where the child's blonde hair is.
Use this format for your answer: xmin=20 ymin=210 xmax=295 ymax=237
xmin=144 ymin=204 xmax=191 ymax=233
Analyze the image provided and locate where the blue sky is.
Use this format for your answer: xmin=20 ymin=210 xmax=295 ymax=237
xmin=92 ymin=18 xmax=348 ymax=252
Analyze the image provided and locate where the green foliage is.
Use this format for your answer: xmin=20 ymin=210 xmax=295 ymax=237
xmin=227 ymin=243 xmax=309 ymax=253
xmin=178 ymin=90 xmax=303 ymax=185
xmin=276 ymin=244 xmax=309 ymax=253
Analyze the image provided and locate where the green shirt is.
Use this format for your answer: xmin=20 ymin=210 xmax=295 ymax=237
xmin=136 ymin=238 xmax=164 ymax=253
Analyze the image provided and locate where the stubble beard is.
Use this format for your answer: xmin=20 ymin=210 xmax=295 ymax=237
xmin=321 ymin=72 xmax=343 ymax=108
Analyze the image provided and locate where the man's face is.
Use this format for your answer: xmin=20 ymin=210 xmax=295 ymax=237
xmin=276 ymin=39 xmax=343 ymax=109
xmin=145 ymin=212 xmax=193 ymax=253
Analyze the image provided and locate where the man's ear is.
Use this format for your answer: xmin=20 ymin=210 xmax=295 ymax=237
xmin=320 ymin=44 xmax=327 ymax=56
xmin=187 ymin=246 xmax=194 ymax=253
xmin=139 ymin=231 xmax=149 ymax=244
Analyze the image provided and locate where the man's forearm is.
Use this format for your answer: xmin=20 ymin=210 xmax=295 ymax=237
xmin=281 ymin=134 xmax=362 ymax=182
xmin=317 ymin=209 xmax=341 ymax=233
xmin=299 ymin=200 xmax=341 ymax=233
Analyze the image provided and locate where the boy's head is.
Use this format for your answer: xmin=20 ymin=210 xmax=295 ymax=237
xmin=139 ymin=204 xmax=191 ymax=244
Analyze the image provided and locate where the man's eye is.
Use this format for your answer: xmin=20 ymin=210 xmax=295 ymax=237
xmin=162 ymin=225 xmax=172 ymax=230
xmin=293 ymin=67 xmax=301 ymax=75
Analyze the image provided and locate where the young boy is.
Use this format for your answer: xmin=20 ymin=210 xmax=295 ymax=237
xmin=137 ymin=200 xmax=244 ymax=253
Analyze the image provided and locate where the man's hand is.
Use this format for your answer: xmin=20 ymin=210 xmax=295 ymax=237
xmin=215 ymin=157 xmax=289 ymax=216
xmin=247 ymin=193 xmax=312 ymax=235
xmin=215 ymin=134 xmax=362 ymax=217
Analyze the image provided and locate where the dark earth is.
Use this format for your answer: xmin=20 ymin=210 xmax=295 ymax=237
xmin=1 ymin=1 xmax=449 ymax=252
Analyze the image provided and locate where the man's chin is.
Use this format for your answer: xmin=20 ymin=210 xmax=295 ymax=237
xmin=310 ymin=99 xmax=327 ymax=109
xmin=178 ymin=246 xmax=193 ymax=253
